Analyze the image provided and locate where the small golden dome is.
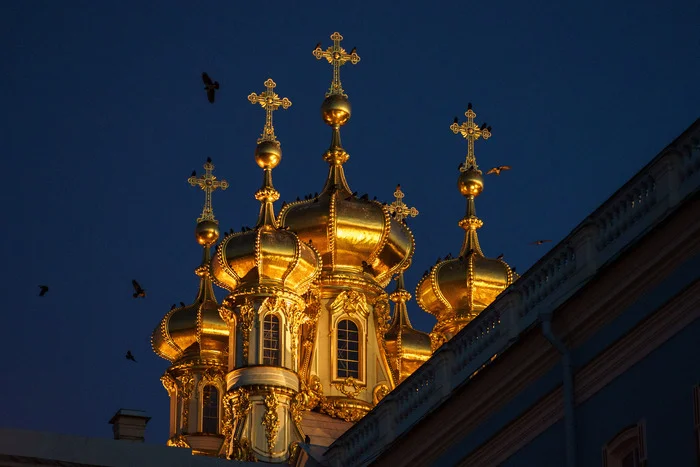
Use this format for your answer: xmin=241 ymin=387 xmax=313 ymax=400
xmin=458 ymin=168 xmax=484 ymax=197
xmin=321 ymin=94 xmax=352 ymax=127
xmin=255 ymin=140 xmax=282 ymax=169
xmin=415 ymin=252 xmax=514 ymax=339
xmin=151 ymin=251 xmax=228 ymax=363
xmin=211 ymin=227 xmax=321 ymax=295
xmin=195 ymin=220 xmax=220 ymax=246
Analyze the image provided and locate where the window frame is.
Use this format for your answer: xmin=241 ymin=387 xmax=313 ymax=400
xmin=331 ymin=316 xmax=365 ymax=385
xmin=261 ymin=312 xmax=283 ymax=367
xmin=200 ymin=384 xmax=220 ymax=435
xmin=602 ymin=420 xmax=647 ymax=467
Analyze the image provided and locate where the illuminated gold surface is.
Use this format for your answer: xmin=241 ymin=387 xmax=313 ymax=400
xmin=387 ymin=184 xmax=419 ymax=222
xmin=188 ymin=160 xmax=229 ymax=223
xmin=313 ymin=31 xmax=360 ymax=98
xmin=248 ymin=78 xmax=292 ymax=144
xmin=416 ymin=105 xmax=513 ymax=343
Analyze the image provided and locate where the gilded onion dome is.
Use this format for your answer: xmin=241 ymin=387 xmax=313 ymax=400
xmin=151 ymin=160 xmax=229 ymax=363
xmin=415 ymin=104 xmax=515 ymax=345
xmin=278 ymin=34 xmax=413 ymax=286
xmin=211 ymin=79 xmax=322 ymax=297
xmin=385 ymin=269 xmax=432 ymax=384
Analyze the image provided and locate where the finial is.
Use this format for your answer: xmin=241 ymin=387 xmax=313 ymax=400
xmin=387 ymin=184 xmax=419 ymax=222
xmin=450 ymin=104 xmax=492 ymax=171
xmin=313 ymin=32 xmax=360 ymax=98
xmin=249 ymin=79 xmax=291 ymax=229
xmin=188 ymin=158 xmax=229 ymax=223
xmin=248 ymin=78 xmax=292 ymax=144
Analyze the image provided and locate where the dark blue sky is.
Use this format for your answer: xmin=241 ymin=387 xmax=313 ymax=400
xmin=1 ymin=0 xmax=698 ymax=445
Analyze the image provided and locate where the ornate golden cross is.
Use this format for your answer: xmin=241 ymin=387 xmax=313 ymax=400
xmin=387 ymin=184 xmax=419 ymax=222
xmin=313 ymin=32 xmax=360 ymax=97
xmin=247 ymin=78 xmax=292 ymax=143
xmin=450 ymin=104 xmax=492 ymax=171
xmin=188 ymin=159 xmax=229 ymax=222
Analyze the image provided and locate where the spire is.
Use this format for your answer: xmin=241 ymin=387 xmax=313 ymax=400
xmin=313 ymin=32 xmax=361 ymax=98
xmin=314 ymin=32 xmax=360 ymax=195
xmin=249 ymin=78 xmax=291 ymax=229
xmin=451 ymin=104 xmax=492 ymax=257
xmin=188 ymin=158 xmax=229 ymax=223
xmin=387 ymin=184 xmax=419 ymax=222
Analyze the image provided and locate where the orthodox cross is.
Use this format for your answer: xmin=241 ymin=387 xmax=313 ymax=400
xmin=313 ymin=32 xmax=360 ymax=97
xmin=247 ymin=78 xmax=292 ymax=143
xmin=188 ymin=159 xmax=229 ymax=222
xmin=450 ymin=103 xmax=492 ymax=171
xmin=387 ymin=184 xmax=419 ymax=222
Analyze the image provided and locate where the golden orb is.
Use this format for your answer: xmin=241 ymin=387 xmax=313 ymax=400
xmin=321 ymin=94 xmax=351 ymax=126
xmin=458 ymin=169 xmax=484 ymax=197
xmin=255 ymin=140 xmax=282 ymax=169
xmin=195 ymin=220 xmax=219 ymax=246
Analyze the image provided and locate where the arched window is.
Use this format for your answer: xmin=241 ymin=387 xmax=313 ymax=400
xmin=263 ymin=314 xmax=280 ymax=366
xmin=201 ymin=385 xmax=219 ymax=434
xmin=602 ymin=421 xmax=646 ymax=467
xmin=337 ymin=319 xmax=360 ymax=379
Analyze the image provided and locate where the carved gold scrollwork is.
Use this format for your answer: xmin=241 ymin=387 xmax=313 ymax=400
xmin=319 ymin=399 xmax=367 ymax=422
xmin=330 ymin=290 xmax=369 ymax=318
xmin=262 ymin=391 xmax=281 ymax=454
xmin=373 ymin=296 xmax=391 ymax=337
xmin=229 ymin=437 xmax=256 ymax=462
xmin=167 ymin=434 xmax=191 ymax=448
xmin=332 ymin=377 xmax=365 ymax=399
xmin=221 ymin=391 xmax=235 ymax=448
xmin=373 ymin=384 xmax=390 ymax=405
xmin=177 ymin=372 xmax=195 ymax=430
xmin=237 ymin=298 xmax=255 ymax=363
xmin=430 ymin=331 xmax=447 ymax=352
xmin=161 ymin=373 xmax=177 ymax=396
xmin=288 ymin=441 xmax=301 ymax=464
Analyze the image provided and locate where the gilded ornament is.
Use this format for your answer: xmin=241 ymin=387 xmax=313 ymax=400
xmin=313 ymin=32 xmax=360 ymax=98
xmin=167 ymin=434 xmax=191 ymax=448
xmin=372 ymin=384 xmax=390 ymax=405
xmin=332 ymin=377 xmax=365 ymax=399
xmin=188 ymin=159 xmax=229 ymax=224
xmin=330 ymin=290 xmax=369 ymax=318
xmin=248 ymin=78 xmax=291 ymax=146
xmin=237 ymin=299 xmax=255 ymax=363
xmin=262 ymin=391 xmax=281 ymax=454
xmin=229 ymin=437 xmax=256 ymax=462
xmin=373 ymin=297 xmax=391 ymax=337
xmin=288 ymin=441 xmax=301 ymax=464
xmin=160 ymin=373 xmax=177 ymax=396
xmin=177 ymin=372 xmax=195 ymax=430
xmin=450 ymin=104 xmax=492 ymax=172
xmin=319 ymin=399 xmax=368 ymax=423
xmin=387 ymin=184 xmax=419 ymax=222
xmin=430 ymin=331 xmax=447 ymax=352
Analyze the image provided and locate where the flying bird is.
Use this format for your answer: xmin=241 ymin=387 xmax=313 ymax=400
xmin=38 ymin=285 xmax=49 ymax=297
xmin=530 ymin=239 xmax=552 ymax=246
xmin=202 ymin=72 xmax=220 ymax=104
xmin=125 ymin=351 xmax=137 ymax=363
xmin=486 ymin=166 xmax=512 ymax=176
xmin=132 ymin=280 xmax=146 ymax=298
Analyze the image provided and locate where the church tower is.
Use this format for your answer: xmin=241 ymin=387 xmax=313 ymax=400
xmin=278 ymin=33 xmax=415 ymax=421
xmin=211 ymin=79 xmax=322 ymax=462
xmin=151 ymin=159 xmax=230 ymax=455
xmin=415 ymin=104 xmax=516 ymax=348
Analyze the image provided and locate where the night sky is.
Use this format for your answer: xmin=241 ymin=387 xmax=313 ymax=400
xmin=1 ymin=0 xmax=698 ymax=445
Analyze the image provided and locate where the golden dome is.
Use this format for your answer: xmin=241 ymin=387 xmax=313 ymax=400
xmin=211 ymin=225 xmax=321 ymax=295
xmin=416 ymin=104 xmax=514 ymax=341
xmin=213 ymin=80 xmax=321 ymax=296
xmin=278 ymin=96 xmax=413 ymax=286
xmin=152 ymin=250 xmax=228 ymax=363
xmin=385 ymin=271 xmax=432 ymax=383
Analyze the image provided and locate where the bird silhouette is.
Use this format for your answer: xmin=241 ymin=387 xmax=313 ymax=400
xmin=530 ymin=239 xmax=552 ymax=246
xmin=497 ymin=253 xmax=504 ymax=260
xmin=38 ymin=285 xmax=49 ymax=297
xmin=350 ymin=47 xmax=357 ymax=55
xmin=207 ymin=157 xmax=212 ymax=163
xmin=202 ymin=72 xmax=220 ymax=104
xmin=170 ymin=304 xmax=176 ymax=310
xmin=360 ymin=193 xmax=369 ymax=200
xmin=125 ymin=351 xmax=137 ymax=363
xmin=453 ymin=116 xmax=459 ymax=124
xmin=486 ymin=166 xmax=511 ymax=176
xmin=180 ymin=301 xmax=186 ymax=307
xmin=314 ymin=42 xmax=321 ymax=50
xmin=481 ymin=122 xmax=487 ymax=130
xmin=458 ymin=162 xmax=465 ymax=170
xmin=487 ymin=126 xmax=492 ymax=132
xmin=191 ymin=170 xmax=197 ymax=177
xmin=467 ymin=102 xmax=473 ymax=110
xmin=132 ymin=280 xmax=146 ymax=298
